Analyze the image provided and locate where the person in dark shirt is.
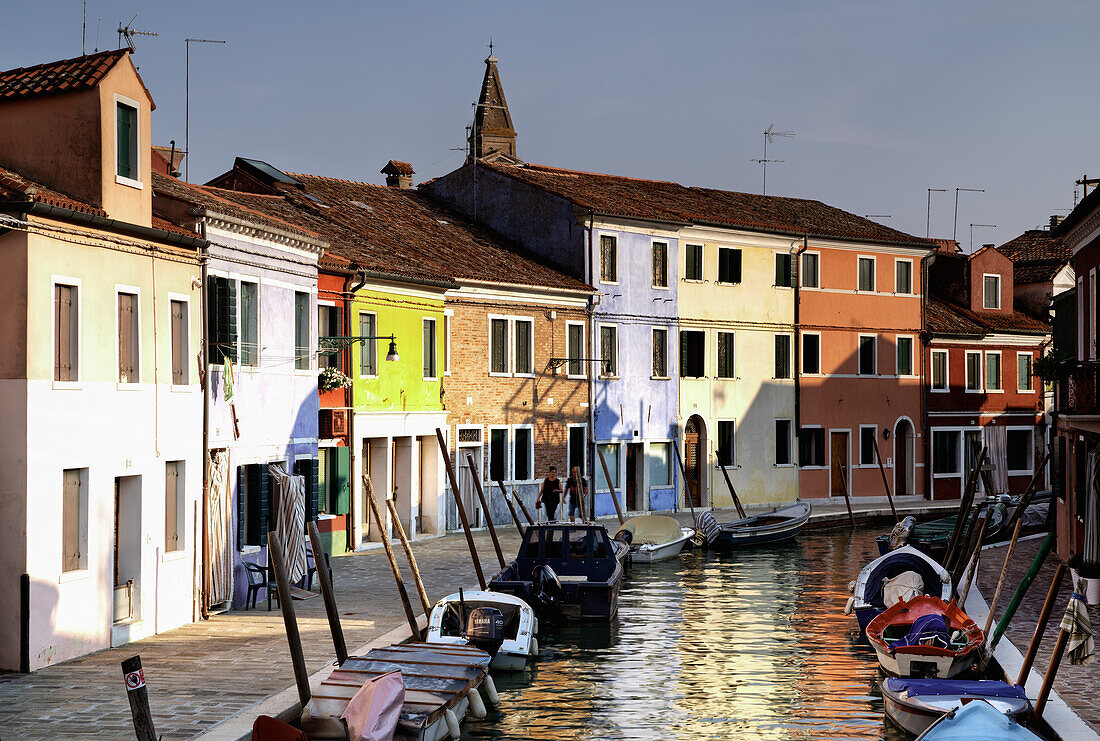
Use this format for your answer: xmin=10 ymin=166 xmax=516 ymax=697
xmin=565 ymin=466 xmax=588 ymax=522
xmin=536 ymin=466 xmax=562 ymax=521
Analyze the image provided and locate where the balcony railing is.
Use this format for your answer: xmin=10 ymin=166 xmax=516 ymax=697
xmin=1058 ymin=361 xmax=1100 ymax=415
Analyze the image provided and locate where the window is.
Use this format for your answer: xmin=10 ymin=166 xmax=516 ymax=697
xmin=965 ymin=351 xmax=982 ymax=391
xmin=513 ymin=428 xmax=533 ymax=481
xmin=294 ymin=291 xmax=310 ymax=370
xmin=858 ymin=335 xmax=876 ymax=375
xmin=600 ymin=325 xmax=618 ymax=376
xmin=567 ymin=323 xmax=585 ymax=377
xmin=116 ymin=101 xmax=138 ymax=182
xmin=799 ymin=428 xmax=826 ymax=467
xmin=933 ymin=430 xmax=961 ymax=474
xmin=802 ymin=333 xmax=821 ymax=375
xmin=896 ymin=336 xmax=913 ymax=376
xmin=1006 ymin=428 xmax=1034 ymax=473
xmin=165 ymin=461 xmax=184 ymax=552
xmin=568 ymin=426 xmax=586 ymax=475
xmin=860 ymin=426 xmax=877 ymax=466
xmin=596 ymin=443 xmax=620 ymax=490
xmin=648 ymin=442 xmax=670 ymax=487
xmin=514 ymin=319 xmax=532 ymax=375
xmin=600 ymin=234 xmax=617 ymax=283
xmin=207 ymin=276 xmax=237 ymax=364
xmin=717 ymin=421 xmax=736 ymax=467
xmin=359 ymin=313 xmax=377 ymax=376
xmin=423 ymin=318 xmax=437 ymax=378
xmin=237 ymin=463 xmax=271 ymax=548
xmin=491 ymin=318 xmax=509 ymax=373
xmin=443 ymin=314 xmax=451 ymax=375
xmin=1017 ymin=353 xmax=1033 ymax=391
xmin=684 ymin=244 xmax=703 ymax=281
xmin=775 ymin=419 xmax=792 ymax=466
xmin=117 ymin=291 xmax=139 ymax=383
xmin=316 ymin=303 xmax=340 ymax=370
xmin=680 ymin=330 xmax=706 ymax=378
xmin=896 ymin=260 xmax=913 ymax=294
xmin=489 ymin=428 xmax=509 ymax=482
xmin=717 ymin=332 xmax=735 ymax=378
xmin=801 ymin=252 xmax=819 ymax=288
xmin=718 ymin=248 xmax=742 ymax=284
xmin=652 ymin=327 xmax=668 ymax=377
xmin=775 ymin=253 xmax=793 ymax=287
xmin=54 ymin=283 xmax=79 ymax=381
xmin=931 ymin=350 xmax=948 ymax=390
xmin=240 ymin=282 xmax=259 ymax=367
xmin=170 ymin=300 xmax=189 ymax=384
xmin=62 ymin=468 xmax=88 ymax=572
xmin=983 ymin=274 xmax=1001 ymax=309
xmin=858 ymin=256 xmax=876 ymax=291
xmin=652 ymin=241 xmax=668 ymax=288
xmin=775 ymin=335 xmax=792 ymax=378
xmin=985 ymin=352 xmax=1002 ymax=391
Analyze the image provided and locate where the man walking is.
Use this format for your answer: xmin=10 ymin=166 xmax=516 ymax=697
xmin=565 ymin=466 xmax=588 ymax=522
xmin=536 ymin=466 xmax=562 ymax=521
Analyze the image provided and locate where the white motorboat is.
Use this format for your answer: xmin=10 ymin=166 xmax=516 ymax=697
xmin=880 ymin=677 xmax=1032 ymax=736
xmin=614 ymin=515 xmax=694 ymax=563
xmin=425 ymin=590 xmax=537 ymax=672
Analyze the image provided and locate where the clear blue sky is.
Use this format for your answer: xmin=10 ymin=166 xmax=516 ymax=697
xmin=3 ymin=1 xmax=1098 ymax=248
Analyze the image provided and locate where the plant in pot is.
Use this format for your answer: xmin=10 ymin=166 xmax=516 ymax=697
xmin=318 ymin=366 xmax=353 ymax=392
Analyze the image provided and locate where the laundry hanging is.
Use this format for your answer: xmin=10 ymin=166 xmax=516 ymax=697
xmin=269 ymin=461 xmax=307 ymax=584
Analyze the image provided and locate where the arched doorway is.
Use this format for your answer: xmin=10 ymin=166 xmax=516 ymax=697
xmin=894 ymin=418 xmax=915 ymax=497
xmin=684 ymin=415 xmax=707 ymax=507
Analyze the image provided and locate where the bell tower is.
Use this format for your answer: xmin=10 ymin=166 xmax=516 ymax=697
xmin=468 ymin=48 xmax=517 ymax=161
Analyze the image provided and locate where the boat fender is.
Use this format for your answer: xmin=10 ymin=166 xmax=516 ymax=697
xmin=530 ymin=636 xmax=539 ymax=657
xmin=444 ymin=708 xmax=461 ymax=738
xmin=468 ymin=687 xmax=487 ymax=719
xmin=848 ymin=580 xmax=856 ymax=595
xmin=482 ymin=675 xmax=500 ymax=705
xmin=844 ymin=596 xmax=855 ymax=615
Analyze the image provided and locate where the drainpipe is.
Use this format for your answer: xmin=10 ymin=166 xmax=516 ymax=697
xmin=920 ymin=249 xmax=937 ymax=500
xmin=198 ymin=223 xmax=210 ymax=619
xmin=793 ymin=237 xmax=808 ymax=443
xmin=587 ymin=210 xmax=597 ymax=519
xmin=345 ymin=268 xmax=366 ymax=550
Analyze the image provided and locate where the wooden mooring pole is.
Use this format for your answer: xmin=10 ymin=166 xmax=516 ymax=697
xmin=672 ymin=443 xmax=696 ymax=519
xmin=512 ymin=486 xmax=536 ymax=525
xmin=945 ymin=446 xmax=986 ymax=571
xmin=121 ymin=655 xmax=157 ymax=741
xmin=597 ymin=447 xmax=626 ymax=526
xmin=267 ymin=534 xmax=311 ymax=708
xmin=386 ymin=498 xmax=432 ymax=617
xmin=871 ymin=439 xmax=899 ymax=523
xmin=363 ymin=476 xmax=421 ymax=639
xmin=836 ymin=459 xmax=856 ymax=529
xmin=307 ymin=521 xmax=348 ymax=665
xmin=496 ymin=479 xmax=526 ymax=536
xmin=434 ymin=428 xmax=487 ymax=590
xmin=465 ymin=453 xmax=507 ymax=569
xmin=1017 ymin=562 xmax=1067 ymax=685
xmin=717 ymin=460 xmax=746 ymax=519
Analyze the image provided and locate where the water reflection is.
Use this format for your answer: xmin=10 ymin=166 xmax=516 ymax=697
xmin=464 ymin=531 xmax=909 ymax=740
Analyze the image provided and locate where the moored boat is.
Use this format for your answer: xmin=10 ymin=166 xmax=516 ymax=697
xmin=710 ymin=502 xmax=810 ymax=550
xmin=425 ymin=590 xmax=538 ymax=672
xmin=915 ymin=698 xmax=1045 ymax=740
xmin=876 ymin=501 xmax=1008 ymax=557
xmin=881 ymin=677 xmax=1032 ymax=736
xmin=848 ymin=545 xmax=953 ymax=633
xmin=867 ymin=596 xmax=984 ymax=678
xmin=614 ymin=515 xmax=694 ymax=563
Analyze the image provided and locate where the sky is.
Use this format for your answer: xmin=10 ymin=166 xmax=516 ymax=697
xmin=3 ymin=1 xmax=1099 ymax=249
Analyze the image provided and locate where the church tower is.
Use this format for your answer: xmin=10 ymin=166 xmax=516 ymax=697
xmin=468 ymin=50 xmax=518 ymax=161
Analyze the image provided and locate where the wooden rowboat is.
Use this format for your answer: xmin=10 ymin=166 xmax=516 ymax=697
xmin=710 ymin=502 xmax=810 ymax=550
xmin=867 ymin=596 xmax=984 ymax=678
xmin=880 ymin=677 xmax=1032 ymax=736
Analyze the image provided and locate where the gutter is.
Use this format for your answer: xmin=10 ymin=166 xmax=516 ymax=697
xmin=344 ymin=270 xmax=363 ymax=552
xmin=357 ymin=268 xmax=456 ymax=291
xmin=793 ymin=237 xmax=809 ymax=449
xmin=920 ymin=248 xmax=937 ymax=500
xmin=187 ymin=206 xmax=326 ymax=251
xmin=688 ymin=218 xmax=935 ymax=252
xmin=0 ymin=199 xmax=208 ymax=250
xmin=588 ymin=209 xmax=597 ymax=517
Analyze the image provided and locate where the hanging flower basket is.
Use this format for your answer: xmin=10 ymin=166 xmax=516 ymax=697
xmin=318 ymin=367 xmax=352 ymax=392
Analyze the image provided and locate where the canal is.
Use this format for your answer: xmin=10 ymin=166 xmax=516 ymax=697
xmin=464 ymin=529 xmax=907 ymax=740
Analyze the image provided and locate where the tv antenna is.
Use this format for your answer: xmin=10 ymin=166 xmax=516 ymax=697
xmin=752 ymin=125 xmax=795 ymax=196
xmin=117 ymin=14 xmax=158 ymax=53
xmin=185 ymin=37 xmax=228 ymax=181
xmin=970 ymin=223 xmax=997 ymax=252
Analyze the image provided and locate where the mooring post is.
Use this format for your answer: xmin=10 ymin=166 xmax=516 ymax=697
xmin=307 ymin=521 xmax=348 ymax=665
xmin=717 ymin=460 xmax=746 ymax=519
xmin=386 ymin=498 xmax=433 ymax=616
xmin=267 ymin=534 xmax=311 ymax=708
xmin=945 ymin=446 xmax=985 ymax=570
xmin=512 ymin=486 xmax=536 ymax=525
xmin=121 ymin=655 xmax=157 ymax=741
xmin=465 ymin=453 xmax=507 ymax=568
xmin=434 ymin=428 xmax=487 ymax=589
xmin=363 ymin=476 xmax=422 ymax=638
xmin=836 ymin=459 xmax=856 ymax=529
xmin=597 ymin=447 xmax=626 ymax=525
xmin=1017 ymin=562 xmax=1067 ymax=684
xmin=672 ymin=443 xmax=696 ymax=518
xmin=496 ymin=479 xmax=526 ymax=536
xmin=871 ymin=439 xmax=899 ymax=523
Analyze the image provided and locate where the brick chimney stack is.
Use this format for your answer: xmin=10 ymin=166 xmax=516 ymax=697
xmin=381 ymin=160 xmax=415 ymax=189
xmin=1050 ymin=214 xmax=1065 ymax=230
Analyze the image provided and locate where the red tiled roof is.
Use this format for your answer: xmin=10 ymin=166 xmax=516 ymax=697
xmin=997 ymin=229 xmax=1070 ymax=284
xmin=0 ymin=162 xmax=106 ymax=216
xmin=152 ymin=215 xmax=200 ymax=239
xmin=927 ymin=297 xmax=1050 ymax=337
xmin=207 ymin=170 xmax=592 ymax=292
xmin=0 ymin=49 xmax=127 ymax=102
xmin=381 ymin=160 xmax=415 ymax=176
xmin=476 ymin=161 xmax=936 ymax=248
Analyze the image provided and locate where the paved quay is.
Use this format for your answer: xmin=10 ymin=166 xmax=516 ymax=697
xmin=0 ymin=496 xmax=958 ymax=740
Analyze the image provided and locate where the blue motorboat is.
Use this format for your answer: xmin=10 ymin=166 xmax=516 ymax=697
xmin=847 ymin=545 xmax=952 ymax=634
xmin=915 ymin=698 xmax=1045 ymax=739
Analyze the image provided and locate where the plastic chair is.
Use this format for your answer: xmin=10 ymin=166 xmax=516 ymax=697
xmin=244 ymin=561 xmax=278 ymax=611
xmin=252 ymin=714 xmax=307 ymax=741
xmin=305 ymin=541 xmax=333 ymax=591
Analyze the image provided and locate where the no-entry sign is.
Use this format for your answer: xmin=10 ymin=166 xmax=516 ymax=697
xmin=124 ymin=668 xmax=146 ymax=691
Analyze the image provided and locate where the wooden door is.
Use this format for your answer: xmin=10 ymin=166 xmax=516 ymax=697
xmin=685 ymin=433 xmax=702 ymax=507
xmin=625 ymin=443 xmax=639 ymax=511
xmin=895 ymin=424 xmax=910 ymax=497
xmin=830 ymin=432 xmax=849 ymax=498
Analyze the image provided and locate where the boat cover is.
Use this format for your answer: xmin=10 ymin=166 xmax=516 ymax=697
xmin=864 ymin=551 xmax=949 ymax=610
xmin=897 ymin=614 xmax=950 ymax=649
xmin=341 ymin=670 xmax=404 ymax=741
xmin=883 ymin=571 xmax=924 ymax=607
xmin=884 ymin=678 xmax=1027 ymax=700
xmin=695 ymin=511 xmax=721 ymax=545
xmin=620 ymin=515 xmax=681 ymax=545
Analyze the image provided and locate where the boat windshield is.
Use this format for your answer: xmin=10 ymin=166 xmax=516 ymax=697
xmin=544 ymin=529 xmax=564 ymax=559
xmin=568 ymin=530 xmax=589 ymax=558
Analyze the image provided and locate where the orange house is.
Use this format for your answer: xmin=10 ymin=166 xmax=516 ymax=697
xmin=797 ymin=234 xmax=936 ymax=499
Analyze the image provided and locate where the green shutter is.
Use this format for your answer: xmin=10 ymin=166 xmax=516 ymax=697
xmin=334 ymin=447 xmax=350 ymax=515
xmin=116 ymin=104 xmax=132 ymax=178
xmin=258 ymin=465 xmax=269 ymax=545
xmin=236 ymin=465 xmax=247 ymax=549
xmin=227 ymin=279 xmax=238 ymax=363
xmin=317 ymin=449 xmax=328 ymax=512
xmin=295 ymin=458 xmax=318 ymax=522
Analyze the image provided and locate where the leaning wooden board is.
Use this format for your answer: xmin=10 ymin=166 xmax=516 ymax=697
xmin=303 ymin=642 xmax=491 ymax=739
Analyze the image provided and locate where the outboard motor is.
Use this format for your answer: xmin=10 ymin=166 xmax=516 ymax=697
xmin=531 ymin=564 xmax=562 ymax=614
xmin=613 ymin=528 xmax=634 ymax=546
xmin=463 ymin=606 xmax=505 ymax=657
xmin=694 ymin=511 xmax=720 ymax=547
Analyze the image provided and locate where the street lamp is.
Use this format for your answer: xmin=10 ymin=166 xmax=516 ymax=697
xmin=318 ymin=334 xmax=400 ymax=361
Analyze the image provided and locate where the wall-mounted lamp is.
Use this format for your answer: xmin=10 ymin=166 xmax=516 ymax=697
xmin=319 ymin=333 xmax=400 ymax=362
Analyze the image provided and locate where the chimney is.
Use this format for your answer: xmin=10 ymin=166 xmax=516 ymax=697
xmin=1050 ymin=214 xmax=1065 ymax=230
xmin=381 ymin=160 xmax=415 ymax=189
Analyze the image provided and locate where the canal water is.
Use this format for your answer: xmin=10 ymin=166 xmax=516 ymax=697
xmin=464 ymin=529 xmax=908 ymax=740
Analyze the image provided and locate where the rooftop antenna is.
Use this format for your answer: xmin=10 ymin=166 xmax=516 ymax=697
xmin=953 ymin=187 xmax=985 ymax=241
xmin=970 ymin=223 xmax=996 ymax=252
xmin=185 ymin=37 xmax=228 ymax=182
xmin=752 ymin=124 xmax=795 ymax=196
xmin=926 ymin=188 xmax=947 ymax=237
xmin=1076 ymin=174 xmax=1100 ymax=199
xmin=117 ymin=14 xmax=158 ymax=53
xmin=865 ymin=214 xmax=892 ymax=219
xmin=94 ymin=18 xmax=101 ymax=53
xmin=82 ymin=1 xmax=86 ymax=55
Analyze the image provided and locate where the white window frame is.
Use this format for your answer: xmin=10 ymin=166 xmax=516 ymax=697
xmin=858 ymin=424 xmax=879 ymax=468
xmin=651 ymin=239 xmax=669 ymax=290
xmin=985 ymin=350 xmax=1003 ymax=393
xmin=168 ymin=292 xmax=192 ymax=389
xmin=595 ymin=441 xmax=622 ymax=492
xmin=652 ymin=326 xmax=670 ymax=380
xmin=61 ymin=467 xmax=90 ymax=575
xmin=930 ymin=349 xmax=949 ymax=392
xmin=165 ymin=460 xmax=186 ymax=553
xmin=716 ymin=418 xmax=737 ymax=468
xmin=717 ymin=246 xmax=743 ymax=285
xmin=598 ymin=322 xmax=619 ymax=378
xmin=565 ymin=321 xmax=587 ymax=379
xmin=895 ymin=334 xmax=916 ymax=377
xmin=443 ymin=309 xmax=452 ymax=376
xmin=965 ymin=350 xmax=983 ymax=392
xmin=488 ymin=315 xmax=510 ymax=377
xmin=422 ymin=317 xmax=438 ymax=381
xmin=358 ymin=311 xmax=379 ymax=378
xmin=798 ymin=425 xmax=827 ymax=470
xmin=115 ymin=284 xmax=142 ymax=388
xmin=801 ymin=331 xmax=822 ymax=376
xmin=894 ymin=258 xmax=914 ymax=295
xmin=511 ymin=424 xmax=536 ymax=483
xmin=52 ymin=275 xmax=82 ymax=388
xmin=113 ymin=92 xmax=143 ymax=189
xmin=800 ymin=251 xmax=821 ymax=289
xmin=774 ymin=418 xmax=794 ymax=468
xmin=487 ymin=314 xmax=534 ymax=377
xmin=858 ymin=333 xmax=877 ymax=376
xmin=1016 ymin=351 xmax=1035 ymax=393
xmin=1005 ymin=425 xmax=1035 ymax=476
xmin=983 ymin=273 xmax=1002 ymax=310
xmin=857 ymin=255 xmax=877 ymax=292
xmin=683 ymin=243 xmax=704 ymax=282
xmin=598 ymin=232 xmax=619 ymax=286
xmin=566 ymin=423 xmax=588 ymax=476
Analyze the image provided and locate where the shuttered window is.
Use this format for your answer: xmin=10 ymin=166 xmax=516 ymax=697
xmin=801 ymin=253 xmax=820 ymax=288
xmin=116 ymin=102 xmax=137 ymax=180
xmin=240 ymin=282 xmax=259 ymax=366
xmin=799 ymin=428 xmax=825 ymax=467
xmin=802 ymin=333 xmax=821 ymax=375
xmin=294 ymin=292 xmax=310 ymax=370
xmin=775 ymin=253 xmax=793 ymax=287
xmin=896 ymin=336 xmax=913 ymax=376
xmin=513 ymin=428 xmax=533 ymax=481
xmin=170 ymin=300 xmax=188 ymax=384
xmin=117 ymin=292 xmax=138 ymax=383
xmin=931 ymin=350 xmax=948 ymax=390
xmin=858 ymin=257 xmax=876 ymax=291
xmin=206 ymin=276 xmax=237 ymax=364
xmin=600 ymin=325 xmax=617 ymax=376
xmin=359 ymin=313 xmax=377 ymax=375
xmin=774 ymin=335 xmax=792 ymax=379
xmin=567 ymin=323 xmax=584 ymax=376
xmin=514 ymin=319 xmax=532 ymax=374
xmin=489 ymin=428 xmax=508 ymax=482
xmin=680 ymin=330 xmax=705 ymax=378
xmin=423 ymin=318 xmax=437 ymax=378
xmin=858 ymin=335 xmax=876 ymax=375
xmin=717 ymin=332 xmax=735 ymax=378
xmin=331 ymin=447 xmax=350 ymax=515
xmin=652 ymin=328 xmax=667 ymax=377
xmin=652 ymin=241 xmax=668 ymax=288
xmin=896 ymin=260 xmax=913 ymax=294
xmin=54 ymin=284 xmax=78 ymax=381
xmin=62 ymin=468 xmax=87 ymax=572
xmin=775 ymin=420 xmax=792 ymax=466
xmin=717 ymin=421 xmax=735 ymax=467
xmin=165 ymin=461 xmax=184 ymax=552
xmin=237 ymin=463 xmax=271 ymax=549
xmin=684 ymin=244 xmax=703 ymax=280
xmin=599 ymin=235 xmax=617 ymax=283
xmin=490 ymin=319 xmax=508 ymax=373
xmin=294 ymin=457 xmax=320 ymax=522
xmin=718 ymin=248 xmax=742 ymax=283
xmin=317 ymin=304 xmax=340 ymax=369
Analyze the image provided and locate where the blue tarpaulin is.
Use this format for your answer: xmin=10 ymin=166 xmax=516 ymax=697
xmin=884 ymin=677 xmax=1027 ymax=700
